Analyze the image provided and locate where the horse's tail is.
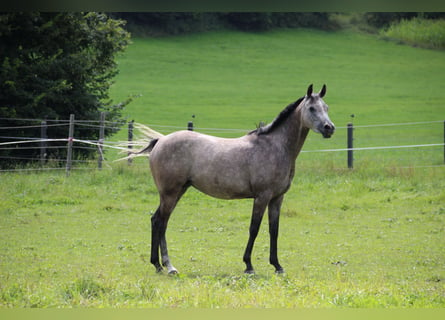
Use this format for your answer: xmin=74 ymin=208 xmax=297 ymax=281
xmin=116 ymin=123 xmax=164 ymax=161
xmin=136 ymin=138 xmax=159 ymax=155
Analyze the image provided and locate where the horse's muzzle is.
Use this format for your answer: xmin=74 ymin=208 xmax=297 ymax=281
xmin=321 ymin=123 xmax=335 ymax=138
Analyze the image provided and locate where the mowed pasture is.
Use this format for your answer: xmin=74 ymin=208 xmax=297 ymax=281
xmin=1 ymin=29 xmax=445 ymax=308
xmin=0 ymin=164 xmax=444 ymax=307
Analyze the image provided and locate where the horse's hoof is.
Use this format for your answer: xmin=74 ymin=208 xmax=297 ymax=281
xmin=155 ymin=266 xmax=164 ymax=273
xmin=168 ymin=268 xmax=179 ymax=275
xmin=244 ymin=269 xmax=255 ymax=275
xmin=275 ymin=268 xmax=285 ymax=274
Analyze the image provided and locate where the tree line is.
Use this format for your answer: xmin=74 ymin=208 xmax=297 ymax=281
xmin=110 ymin=12 xmax=445 ymax=35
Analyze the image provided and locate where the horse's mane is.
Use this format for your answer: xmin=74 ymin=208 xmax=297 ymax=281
xmin=249 ymin=96 xmax=305 ymax=135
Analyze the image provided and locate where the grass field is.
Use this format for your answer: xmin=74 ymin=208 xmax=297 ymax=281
xmin=0 ymin=164 xmax=444 ymax=307
xmin=1 ymin=29 xmax=445 ymax=308
xmin=109 ymin=29 xmax=445 ymax=129
xmin=108 ymin=29 xmax=445 ymax=168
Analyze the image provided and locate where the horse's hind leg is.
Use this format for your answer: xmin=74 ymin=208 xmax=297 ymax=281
xmin=150 ymin=206 xmax=164 ymax=272
xmin=160 ymin=234 xmax=177 ymax=274
xmin=243 ymin=195 xmax=270 ymax=274
xmin=151 ymin=196 xmax=177 ymax=274
xmin=151 ymin=185 xmax=189 ymax=274
xmin=268 ymin=195 xmax=284 ymax=274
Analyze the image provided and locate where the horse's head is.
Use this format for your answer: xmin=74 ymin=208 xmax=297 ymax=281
xmin=300 ymin=84 xmax=335 ymax=138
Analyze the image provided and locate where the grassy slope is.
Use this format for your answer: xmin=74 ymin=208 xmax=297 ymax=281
xmin=1 ymin=29 xmax=445 ymax=308
xmin=109 ymin=29 xmax=445 ymax=167
xmin=111 ymin=29 xmax=445 ymax=128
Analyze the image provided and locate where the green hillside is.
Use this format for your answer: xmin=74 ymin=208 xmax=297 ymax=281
xmin=110 ymin=29 xmax=445 ymax=167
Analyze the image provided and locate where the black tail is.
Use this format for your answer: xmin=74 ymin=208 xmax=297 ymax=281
xmin=138 ymin=139 xmax=159 ymax=154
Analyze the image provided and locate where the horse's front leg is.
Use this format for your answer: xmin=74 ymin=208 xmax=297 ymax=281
xmin=268 ymin=195 xmax=285 ymax=274
xmin=243 ymin=196 xmax=269 ymax=274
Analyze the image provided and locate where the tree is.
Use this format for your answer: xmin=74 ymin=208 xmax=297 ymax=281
xmin=0 ymin=12 xmax=131 ymax=167
xmin=112 ymin=12 xmax=337 ymax=35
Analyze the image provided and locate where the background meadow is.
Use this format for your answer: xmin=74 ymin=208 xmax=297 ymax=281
xmin=109 ymin=29 xmax=445 ymax=167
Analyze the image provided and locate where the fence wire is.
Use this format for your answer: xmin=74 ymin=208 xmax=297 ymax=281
xmin=1 ymin=117 xmax=444 ymax=173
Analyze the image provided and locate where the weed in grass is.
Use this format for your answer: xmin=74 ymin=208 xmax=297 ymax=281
xmin=63 ymin=276 xmax=106 ymax=301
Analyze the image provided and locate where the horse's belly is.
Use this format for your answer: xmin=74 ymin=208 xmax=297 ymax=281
xmin=191 ymin=172 xmax=253 ymax=200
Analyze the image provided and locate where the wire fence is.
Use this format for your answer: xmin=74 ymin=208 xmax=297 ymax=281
xmin=0 ymin=114 xmax=444 ymax=173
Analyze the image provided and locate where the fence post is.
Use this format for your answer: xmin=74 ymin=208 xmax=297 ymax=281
xmin=40 ymin=119 xmax=47 ymax=165
xmin=128 ymin=120 xmax=134 ymax=165
xmin=187 ymin=121 xmax=194 ymax=131
xmin=98 ymin=112 xmax=105 ymax=169
xmin=66 ymin=114 xmax=75 ymax=176
xmin=347 ymin=123 xmax=354 ymax=169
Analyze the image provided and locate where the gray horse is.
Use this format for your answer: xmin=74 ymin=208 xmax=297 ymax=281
xmin=142 ymin=84 xmax=335 ymax=274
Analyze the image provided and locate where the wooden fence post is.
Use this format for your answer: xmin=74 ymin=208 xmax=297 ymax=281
xmin=40 ymin=119 xmax=47 ymax=165
xmin=98 ymin=112 xmax=105 ymax=169
xmin=66 ymin=114 xmax=75 ymax=176
xmin=347 ymin=123 xmax=354 ymax=169
xmin=128 ymin=120 xmax=134 ymax=165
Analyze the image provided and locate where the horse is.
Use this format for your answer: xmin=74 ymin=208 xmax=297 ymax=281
xmin=137 ymin=84 xmax=335 ymax=275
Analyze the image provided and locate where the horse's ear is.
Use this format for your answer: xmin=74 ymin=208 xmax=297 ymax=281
xmin=306 ymin=84 xmax=313 ymax=97
xmin=319 ymin=84 xmax=327 ymax=98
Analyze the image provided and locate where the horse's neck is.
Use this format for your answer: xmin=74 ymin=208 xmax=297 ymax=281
xmin=276 ymin=109 xmax=309 ymax=160
xmin=291 ymin=124 xmax=309 ymax=159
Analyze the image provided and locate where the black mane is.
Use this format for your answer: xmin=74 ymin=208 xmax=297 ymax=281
xmin=250 ymin=96 xmax=305 ymax=135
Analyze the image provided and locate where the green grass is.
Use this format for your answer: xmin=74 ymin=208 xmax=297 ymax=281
xmin=0 ymin=164 xmax=444 ymax=307
xmin=111 ymin=29 xmax=444 ymax=129
xmin=108 ymin=29 xmax=445 ymax=168
xmin=1 ymin=29 xmax=445 ymax=308
xmin=381 ymin=18 xmax=445 ymax=50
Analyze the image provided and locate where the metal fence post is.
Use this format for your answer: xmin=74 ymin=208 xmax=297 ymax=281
xmin=98 ymin=112 xmax=105 ymax=169
xmin=66 ymin=114 xmax=75 ymax=176
xmin=347 ymin=123 xmax=354 ymax=169
xmin=128 ymin=120 xmax=134 ymax=165
xmin=40 ymin=119 xmax=47 ymax=165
